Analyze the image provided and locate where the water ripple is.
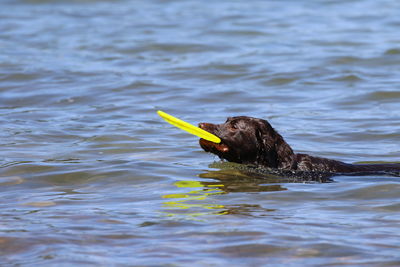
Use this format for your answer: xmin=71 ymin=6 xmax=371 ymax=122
xmin=1 ymin=0 xmax=400 ymax=265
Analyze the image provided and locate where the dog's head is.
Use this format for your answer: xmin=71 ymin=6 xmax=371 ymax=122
xmin=199 ymin=116 xmax=294 ymax=168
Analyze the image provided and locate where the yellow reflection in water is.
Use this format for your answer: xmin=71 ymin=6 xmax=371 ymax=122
xmin=161 ymin=166 xmax=288 ymax=218
xmin=162 ymin=180 xmax=227 ymax=217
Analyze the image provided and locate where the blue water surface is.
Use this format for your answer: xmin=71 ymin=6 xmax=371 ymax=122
xmin=1 ymin=0 xmax=400 ymax=266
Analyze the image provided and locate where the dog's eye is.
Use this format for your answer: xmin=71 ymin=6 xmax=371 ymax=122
xmin=230 ymin=122 xmax=238 ymax=129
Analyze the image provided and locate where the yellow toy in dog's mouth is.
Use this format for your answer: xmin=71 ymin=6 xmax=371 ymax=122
xmin=157 ymin=110 xmax=221 ymax=143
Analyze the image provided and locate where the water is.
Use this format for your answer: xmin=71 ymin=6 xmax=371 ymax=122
xmin=1 ymin=0 xmax=400 ymax=265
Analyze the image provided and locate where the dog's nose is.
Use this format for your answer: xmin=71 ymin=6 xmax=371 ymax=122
xmin=198 ymin=123 xmax=205 ymax=129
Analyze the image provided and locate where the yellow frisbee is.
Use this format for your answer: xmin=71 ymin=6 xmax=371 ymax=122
xmin=157 ymin=110 xmax=221 ymax=143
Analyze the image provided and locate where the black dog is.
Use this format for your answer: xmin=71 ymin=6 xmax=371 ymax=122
xmin=199 ymin=116 xmax=400 ymax=175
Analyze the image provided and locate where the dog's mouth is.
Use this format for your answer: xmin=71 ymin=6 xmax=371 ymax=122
xmin=198 ymin=122 xmax=229 ymax=155
xmin=199 ymin=138 xmax=229 ymax=154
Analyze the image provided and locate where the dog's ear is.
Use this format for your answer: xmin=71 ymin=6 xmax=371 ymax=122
xmin=254 ymin=119 xmax=294 ymax=169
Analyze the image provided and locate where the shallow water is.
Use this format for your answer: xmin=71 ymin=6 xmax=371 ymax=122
xmin=1 ymin=0 xmax=400 ymax=265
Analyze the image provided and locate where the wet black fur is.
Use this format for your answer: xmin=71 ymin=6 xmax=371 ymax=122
xmin=199 ymin=116 xmax=400 ymax=177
